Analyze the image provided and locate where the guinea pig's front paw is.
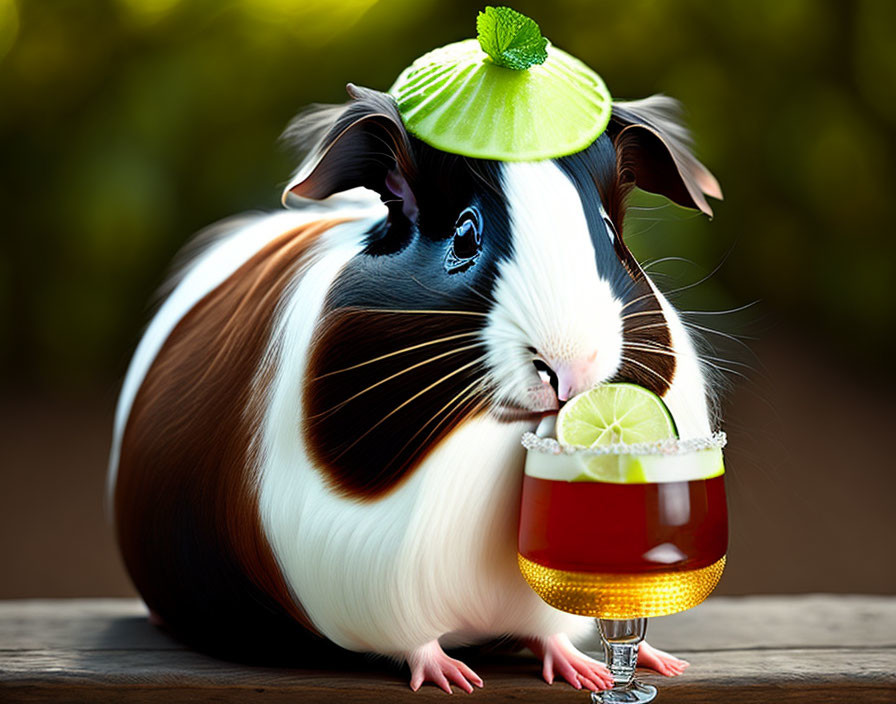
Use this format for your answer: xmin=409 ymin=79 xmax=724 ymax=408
xmin=407 ymin=640 xmax=484 ymax=694
xmin=525 ymin=633 xmax=613 ymax=692
xmin=637 ymin=641 xmax=690 ymax=676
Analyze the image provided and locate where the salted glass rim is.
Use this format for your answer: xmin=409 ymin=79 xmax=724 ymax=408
xmin=521 ymin=430 xmax=727 ymax=456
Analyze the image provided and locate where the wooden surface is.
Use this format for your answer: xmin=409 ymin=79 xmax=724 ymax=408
xmin=1 ymin=596 xmax=894 ymax=702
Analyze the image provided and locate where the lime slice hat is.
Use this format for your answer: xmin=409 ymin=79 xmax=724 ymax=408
xmin=389 ymin=6 xmax=612 ymax=161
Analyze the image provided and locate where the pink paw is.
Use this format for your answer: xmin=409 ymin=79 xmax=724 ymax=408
xmin=526 ymin=633 xmax=614 ymax=692
xmin=408 ymin=640 xmax=484 ymax=694
xmin=638 ymin=641 xmax=690 ymax=676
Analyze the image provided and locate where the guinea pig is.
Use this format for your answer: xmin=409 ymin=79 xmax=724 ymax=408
xmin=108 ymin=83 xmax=720 ymax=693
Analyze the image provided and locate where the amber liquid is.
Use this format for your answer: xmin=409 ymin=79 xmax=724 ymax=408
xmin=518 ymin=475 xmax=728 ymax=574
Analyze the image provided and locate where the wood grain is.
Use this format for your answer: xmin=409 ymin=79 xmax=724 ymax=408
xmin=1 ymin=597 xmax=894 ymax=703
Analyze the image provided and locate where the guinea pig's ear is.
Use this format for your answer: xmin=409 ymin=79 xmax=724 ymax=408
xmin=282 ymin=84 xmax=417 ymax=216
xmin=609 ymin=95 xmax=722 ymax=217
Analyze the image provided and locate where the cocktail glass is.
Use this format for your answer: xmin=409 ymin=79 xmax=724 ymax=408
xmin=518 ymin=427 xmax=728 ymax=703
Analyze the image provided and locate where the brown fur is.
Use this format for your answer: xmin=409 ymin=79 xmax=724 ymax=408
xmin=115 ymin=219 xmax=349 ymax=660
xmin=618 ymin=296 xmax=677 ymax=397
xmin=596 ymin=130 xmax=677 ymax=397
xmin=303 ymin=306 xmax=491 ymax=498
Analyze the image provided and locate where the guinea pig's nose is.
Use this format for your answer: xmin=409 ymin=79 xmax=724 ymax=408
xmin=538 ymin=351 xmax=600 ymax=403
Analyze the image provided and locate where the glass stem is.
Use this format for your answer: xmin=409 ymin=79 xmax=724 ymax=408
xmin=598 ymin=617 xmax=647 ymax=689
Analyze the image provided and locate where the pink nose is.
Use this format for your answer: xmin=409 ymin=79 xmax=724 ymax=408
xmin=546 ymin=351 xmax=599 ymax=402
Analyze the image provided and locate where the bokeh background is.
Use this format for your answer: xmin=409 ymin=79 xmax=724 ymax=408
xmin=1 ymin=0 xmax=894 ymax=598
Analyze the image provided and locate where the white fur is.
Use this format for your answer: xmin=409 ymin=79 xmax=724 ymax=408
xmin=645 ymin=279 xmax=712 ymax=437
xmin=257 ymin=397 xmax=591 ymax=654
xmin=106 ymin=189 xmax=386 ymax=508
xmin=256 ymin=174 xmax=595 ymax=655
xmin=483 ymin=161 xmax=623 ymax=411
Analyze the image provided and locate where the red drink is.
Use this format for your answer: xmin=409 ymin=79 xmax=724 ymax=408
xmin=516 ymin=439 xmax=729 ymax=619
xmin=519 ymin=475 xmax=728 ymax=574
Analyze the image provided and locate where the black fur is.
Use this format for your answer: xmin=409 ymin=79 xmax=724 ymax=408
xmin=304 ymin=139 xmax=510 ymax=496
xmin=290 ymin=87 xmax=720 ymax=496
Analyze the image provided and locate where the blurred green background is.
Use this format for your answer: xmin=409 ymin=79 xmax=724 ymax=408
xmin=1 ymin=0 xmax=894 ymax=598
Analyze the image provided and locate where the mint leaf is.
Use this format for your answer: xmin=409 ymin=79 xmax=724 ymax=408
xmin=476 ymin=6 xmax=548 ymax=70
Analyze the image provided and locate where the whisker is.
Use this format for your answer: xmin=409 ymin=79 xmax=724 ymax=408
xmin=696 ymin=360 xmax=752 ymax=382
xmin=620 ymin=309 xmax=666 ymax=321
xmin=387 ymin=377 xmax=488 ymax=468
xmin=620 ymin=355 xmax=674 ymax=388
xmin=682 ymin=320 xmax=759 ymax=345
xmin=624 ymin=321 xmax=756 ymax=347
xmin=622 ymin=245 xmax=737 ymax=314
xmin=659 ymin=245 xmax=736 ymax=300
xmin=457 ymin=279 xmax=494 ymax=307
xmin=307 ymin=343 xmax=485 ymax=420
xmin=624 ymin=322 xmax=677 ymax=333
xmin=346 ymin=308 xmax=488 ymax=317
xmin=641 ymin=256 xmax=699 ymax=272
xmin=681 ymin=321 xmax=767 ymax=377
xmin=409 ymin=274 xmax=493 ymax=308
xmin=625 ymin=203 xmax=676 ymax=213
xmin=329 ymin=357 xmax=487 ymax=461
xmin=624 ymin=319 xmax=763 ymax=382
xmin=466 ymin=159 xmax=505 ymax=199
xmin=312 ymin=331 xmax=480 ymax=380
xmin=623 ymin=218 xmax=664 ymax=238
xmin=622 ymin=342 xmax=756 ymax=372
xmin=680 ymin=301 xmax=761 ymax=317
xmin=364 ymin=131 xmax=403 ymax=167
xmin=620 ymin=289 xmax=661 ymax=312
xmin=425 ymin=395 xmax=489 ymax=452
xmin=621 ymin=342 xmax=678 ymax=358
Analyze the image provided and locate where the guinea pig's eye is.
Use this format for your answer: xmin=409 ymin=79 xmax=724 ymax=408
xmin=445 ymin=206 xmax=482 ymax=274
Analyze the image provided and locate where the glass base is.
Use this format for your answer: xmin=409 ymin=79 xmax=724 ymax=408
xmin=591 ymin=679 xmax=657 ymax=703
